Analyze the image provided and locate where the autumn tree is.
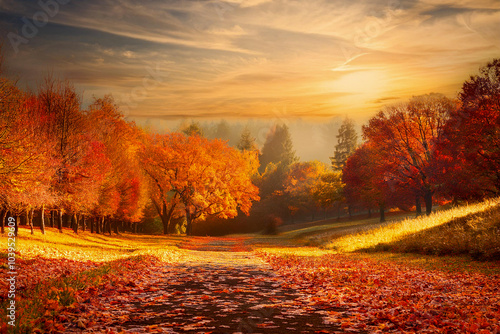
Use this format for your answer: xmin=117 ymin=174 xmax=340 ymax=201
xmin=343 ymin=143 xmax=394 ymax=222
xmin=311 ymin=171 xmax=344 ymax=216
xmin=330 ymin=118 xmax=358 ymax=172
xmin=141 ymin=133 xmax=260 ymax=235
xmin=87 ymin=96 xmax=147 ymax=234
xmin=438 ymin=59 xmax=500 ymax=198
xmin=0 ymin=77 xmax=59 ymax=235
xmin=363 ymin=94 xmax=456 ymax=215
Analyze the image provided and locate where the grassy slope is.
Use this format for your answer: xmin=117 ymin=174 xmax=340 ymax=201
xmin=257 ymin=198 xmax=500 ymax=275
xmin=323 ymin=198 xmax=500 ymax=253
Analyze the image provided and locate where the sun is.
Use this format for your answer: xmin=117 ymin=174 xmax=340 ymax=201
xmin=322 ymin=69 xmax=389 ymax=116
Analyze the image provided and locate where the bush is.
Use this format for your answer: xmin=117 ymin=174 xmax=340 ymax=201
xmin=262 ymin=215 xmax=283 ymax=235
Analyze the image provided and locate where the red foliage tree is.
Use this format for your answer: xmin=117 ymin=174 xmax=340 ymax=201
xmin=363 ymin=94 xmax=456 ymax=215
xmin=438 ymin=59 xmax=500 ymax=199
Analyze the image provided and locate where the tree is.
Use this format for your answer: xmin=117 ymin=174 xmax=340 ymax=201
xmin=0 ymin=78 xmax=59 ymax=235
xmin=439 ymin=59 xmax=500 ymax=198
xmin=259 ymin=124 xmax=298 ymax=174
xmin=87 ymin=96 xmax=147 ymax=233
xmin=213 ymin=120 xmax=232 ymax=141
xmin=363 ymin=94 xmax=455 ymax=215
xmin=237 ymin=126 xmax=257 ymax=151
xmin=182 ymin=121 xmax=204 ymax=137
xmin=311 ymin=171 xmax=344 ymax=215
xmin=343 ymin=143 xmax=393 ymax=222
xmin=283 ymin=161 xmax=343 ymax=219
xmin=330 ymin=118 xmax=358 ymax=172
xmin=140 ymin=133 xmax=183 ymax=234
xmin=140 ymin=133 xmax=260 ymax=235
xmin=37 ymin=78 xmax=93 ymax=231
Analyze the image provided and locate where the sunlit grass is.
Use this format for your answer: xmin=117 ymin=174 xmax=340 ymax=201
xmin=256 ymin=247 xmax=334 ymax=257
xmin=3 ymin=227 xmax=182 ymax=263
xmin=325 ymin=198 xmax=500 ymax=253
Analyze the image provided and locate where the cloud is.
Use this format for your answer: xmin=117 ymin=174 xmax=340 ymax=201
xmin=1 ymin=0 xmax=499 ymax=123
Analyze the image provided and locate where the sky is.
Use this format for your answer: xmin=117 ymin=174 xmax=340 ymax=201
xmin=1 ymin=0 xmax=499 ymax=161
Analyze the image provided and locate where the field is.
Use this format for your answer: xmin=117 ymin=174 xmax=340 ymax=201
xmin=1 ymin=199 xmax=500 ymax=333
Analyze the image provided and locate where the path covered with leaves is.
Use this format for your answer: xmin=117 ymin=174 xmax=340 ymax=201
xmin=65 ymin=240 xmax=345 ymax=333
xmin=4 ymin=234 xmax=500 ymax=333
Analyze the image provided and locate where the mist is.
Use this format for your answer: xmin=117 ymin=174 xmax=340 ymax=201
xmin=132 ymin=116 xmax=364 ymax=166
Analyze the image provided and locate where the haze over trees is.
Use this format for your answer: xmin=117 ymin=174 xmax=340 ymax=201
xmin=1 ymin=56 xmax=499 ymax=235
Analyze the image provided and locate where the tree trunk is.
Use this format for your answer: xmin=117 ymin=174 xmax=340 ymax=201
xmin=15 ymin=216 xmax=19 ymax=236
xmin=379 ymin=204 xmax=386 ymax=223
xmin=415 ymin=195 xmax=422 ymax=216
xmin=90 ymin=217 xmax=94 ymax=233
xmin=28 ymin=208 xmax=34 ymax=235
xmin=58 ymin=210 xmax=63 ymax=233
xmin=424 ymin=190 xmax=433 ymax=216
xmin=64 ymin=213 xmax=70 ymax=228
xmin=1 ymin=209 xmax=6 ymax=234
xmin=108 ymin=219 xmax=112 ymax=235
xmin=81 ymin=215 xmax=86 ymax=232
xmin=368 ymin=207 xmax=372 ymax=218
xmin=40 ymin=205 xmax=45 ymax=235
xmin=133 ymin=222 xmax=138 ymax=233
xmin=348 ymin=205 xmax=353 ymax=220
xmin=161 ymin=201 xmax=170 ymax=234
xmin=73 ymin=213 xmax=78 ymax=234
xmin=50 ymin=211 xmax=55 ymax=228
xmin=186 ymin=211 xmax=193 ymax=236
xmin=114 ymin=220 xmax=119 ymax=234
xmin=96 ymin=217 xmax=101 ymax=234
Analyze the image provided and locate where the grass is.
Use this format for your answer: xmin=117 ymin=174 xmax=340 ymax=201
xmin=368 ymin=203 xmax=500 ymax=260
xmin=1 ymin=199 xmax=498 ymax=332
xmin=324 ymin=198 xmax=500 ymax=254
xmin=3 ymin=227 xmax=182 ymax=263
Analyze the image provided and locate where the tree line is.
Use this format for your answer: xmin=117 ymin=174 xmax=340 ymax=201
xmin=342 ymin=59 xmax=500 ymax=221
xmin=0 ymin=70 xmax=260 ymax=235
xmin=1 ymin=58 xmax=498 ymax=235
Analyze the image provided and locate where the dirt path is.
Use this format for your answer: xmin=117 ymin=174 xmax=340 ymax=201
xmin=68 ymin=240 xmax=347 ymax=333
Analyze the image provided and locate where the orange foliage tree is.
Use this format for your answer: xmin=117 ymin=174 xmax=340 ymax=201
xmin=141 ymin=133 xmax=260 ymax=235
xmin=87 ymin=96 xmax=148 ymax=234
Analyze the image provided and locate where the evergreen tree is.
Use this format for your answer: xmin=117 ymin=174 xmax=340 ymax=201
xmin=237 ymin=127 xmax=257 ymax=151
xmin=214 ymin=120 xmax=231 ymax=140
xmin=182 ymin=121 xmax=203 ymax=137
xmin=330 ymin=118 xmax=358 ymax=172
xmin=259 ymin=124 xmax=298 ymax=173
